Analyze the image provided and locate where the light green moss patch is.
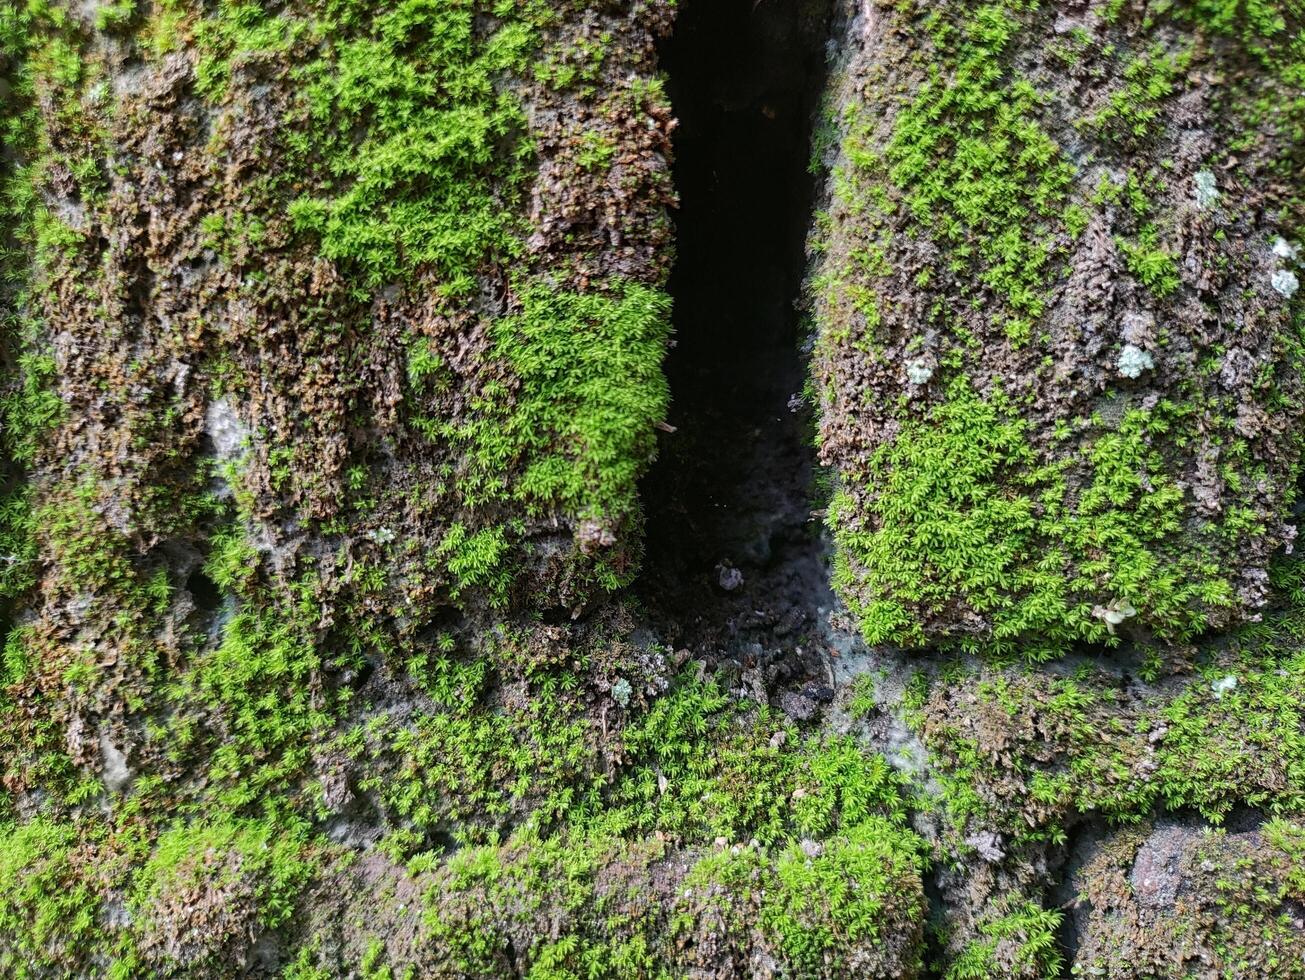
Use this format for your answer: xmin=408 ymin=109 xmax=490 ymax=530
xmin=679 ymin=817 xmax=926 ymax=977
xmin=944 ymin=899 xmax=1063 ymax=980
xmin=0 ymin=818 xmax=102 ymax=976
xmin=832 ymin=377 xmax=1230 ymax=653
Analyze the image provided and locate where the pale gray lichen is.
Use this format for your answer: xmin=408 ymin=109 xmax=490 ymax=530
xmin=1094 ymin=599 xmax=1137 ymax=635
xmin=611 ymin=677 xmax=633 ymax=708
xmin=1272 ymin=236 xmax=1298 ymax=261
xmin=1271 ymin=269 xmax=1299 ymax=299
xmin=367 ymin=527 xmax=396 ymax=545
xmin=905 ymin=359 xmax=934 ymax=385
xmin=1194 ymin=170 xmax=1220 ymax=209
xmin=1117 ymin=344 xmax=1154 ymax=379
xmin=1211 ymin=674 xmax=1237 ymax=699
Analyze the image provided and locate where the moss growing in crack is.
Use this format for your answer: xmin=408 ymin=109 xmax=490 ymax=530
xmin=944 ymin=899 xmax=1063 ymax=980
xmin=905 ymin=572 xmax=1305 ymax=850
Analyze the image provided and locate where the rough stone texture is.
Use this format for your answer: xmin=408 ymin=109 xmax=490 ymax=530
xmin=1069 ymin=817 xmax=1305 ymax=978
xmin=810 ymin=0 xmax=1305 ymax=651
xmin=2 ymin=2 xmax=1304 ymax=977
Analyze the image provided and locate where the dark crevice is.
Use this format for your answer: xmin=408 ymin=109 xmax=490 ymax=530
xmin=186 ymin=569 xmax=223 ymax=613
xmin=639 ymin=0 xmax=836 ymax=661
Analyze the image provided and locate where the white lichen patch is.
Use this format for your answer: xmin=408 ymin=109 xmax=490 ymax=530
xmin=905 ymin=358 xmax=933 ymax=385
xmin=204 ymin=397 xmax=251 ymax=462
xmin=1211 ymin=674 xmax=1237 ymax=699
xmin=1117 ymin=344 xmax=1154 ymax=379
xmin=1093 ymin=599 xmax=1138 ymax=635
xmin=611 ymin=677 xmax=632 ymax=708
xmin=1272 ymin=236 xmax=1299 ymax=261
xmin=1271 ymin=269 xmax=1299 ymax=299
xmin=1194 ymin=169 xmax=1220 ymax=209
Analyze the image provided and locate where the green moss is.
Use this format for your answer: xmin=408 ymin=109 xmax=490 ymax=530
xmin=944 ymin=899 xmax=1063 ymax=979
xmin=1155 ymin=632 xmax=1305 ymax=819
xmin=454 ymin=280 xmax=671 ymax=521
xmin=285 ymin=1 xmax=547 ymax=297
xmin=353 ymin=651 xmax=596 ymax=842
xmin=832 ymin=377 xmax=1228 ymax=653
xmin=135 ymin=815 xmax=314 ymax=962
xmin=603 ymin=673 xmax=910 ymax=845
xmin=178 ymin=572 xmax=333 ymax=811
xmin=0 ymin=5 xmax=69 ymax=615
xmin=1187 ymin=817 xmax=1305 ymax=975
xmin=680 ymin=817 xmax=926 ymax=976
xmin=0 ymin=818 xmax=103 ymax=976
xmin=422 ymin=827 xmax=676 ymax=978
xmin=1117 ymin=224 xmax=1181 ymax=297
xmin=435 ymin=523 xmax=513 ymax=602
xmin=187 ymin=0 xmax=672 ymax=607
xmin=192 ymin=2 xmax=301 ymax=99
xmin=1085 ymin=42 xmax=1191 ymax=143
xmin=909 ymin=586 xmax=1305 ymax=847
xmin=95 ymin=0 xmax=138 ymax=33
xmin=881 ymin=1 xmax=1074 ymax=319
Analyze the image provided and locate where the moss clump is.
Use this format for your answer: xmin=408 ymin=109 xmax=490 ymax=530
xmin=814 ymin=0 xmax=1305 ymax=651
xmin=134 ymin=816 xmax=313 ymax=970
xmin=1074 ymin=817 xmax=1305 ymax=978
xmin=679 ymin=818 xmax=927 ymax=978
xmin=446 ymin=279 xmax=672 ymax=584
xmin=1155 ymin=621 xmax=1305 ymax=819
xmin=884 ymin=1 xmax=1075 ymax=320
xmin=0 ymin=818 xmax=104 ymax=976
xmin=905 ymin=577 xmax=1305 ymax=846
xmin=285 ymin=0 xmax=547 ymax=297
xmin=421 ymin=829 xmax=667 ymax=978
xmin=603 ymin=673 xmax=912 ymax=845
xmin=944 ymin=899 xmax=1063 ymax=980
xmin=833 ymin=377 xmax=1230 ymax=654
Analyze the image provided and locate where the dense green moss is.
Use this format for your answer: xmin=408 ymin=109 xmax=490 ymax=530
xmin=0 ymin=818 xmax=102 ymax=975
xmin=284 ymin=0 xmax=545 ymax=297
xmin=901 ymin=571 xmax=1305 ymax=849
xmin=944 ymin=899 xmax=1063 ymax=980
xmin=680 ymin=817 xmax=926 ymax=977
xmin=884 ymin=1 xmax=1074 ymax=322
xmin=833 ymin=377 xmax=1231 ymax=655
xmin=134 ymin=815 xmax=314 ymax=968
xmin=0 ymin=3 xmax=67 ymax=614
xmin=815 ymin=0 xmax=1305 ymax=651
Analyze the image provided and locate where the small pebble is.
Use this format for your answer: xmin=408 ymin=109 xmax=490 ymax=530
xmin=717 ymin=564 xmax=744 ymax=591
